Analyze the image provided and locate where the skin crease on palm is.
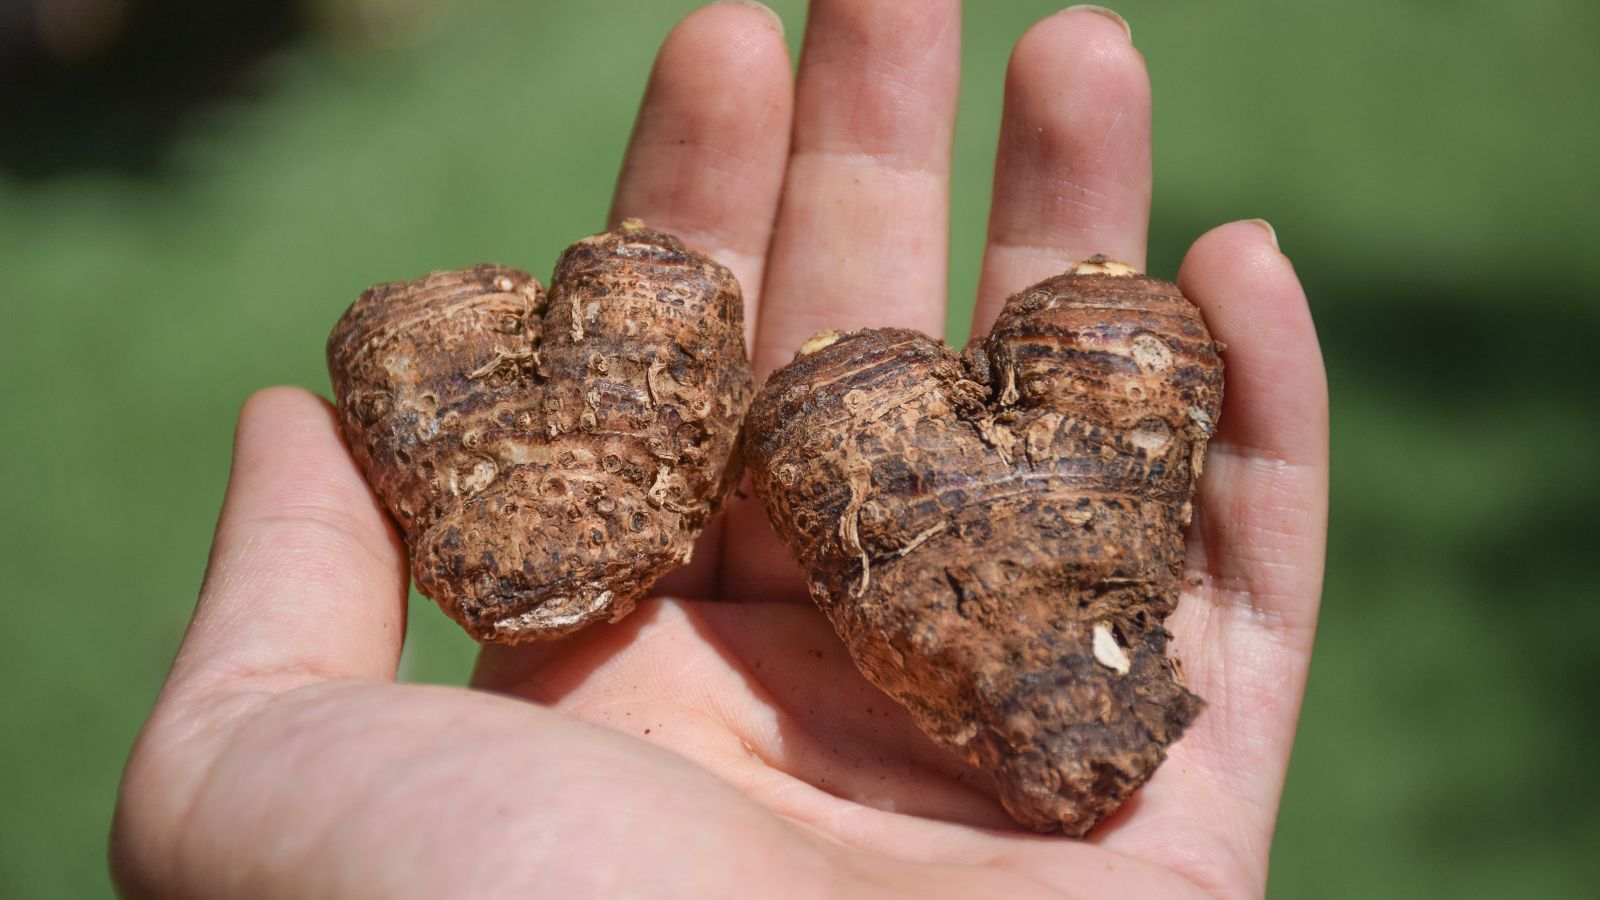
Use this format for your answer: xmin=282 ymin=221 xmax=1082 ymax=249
xmin=110 ymin=2 xmax=1328 ymax=899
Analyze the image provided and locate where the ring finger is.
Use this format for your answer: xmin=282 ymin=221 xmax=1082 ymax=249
xmin=972 ymin=6 xmax=1152 ymax=334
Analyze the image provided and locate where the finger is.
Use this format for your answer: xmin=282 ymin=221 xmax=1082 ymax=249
xmin=1093 ymin=221 xmax=1328 ymax=898
xmin=973 ymin=5 xmax=1151 ymax=334
xmin=165 ymin=387 xmax=409 ymax=698
xmin=605 ymin=1 xmax=793 ymax=601
xmin=725 ymin=0 xmax=961 ymax=602
xmin=1183 ymin=221 xmax=1328 ymax=479
xmin=750 ymin=0 xmax=961 ymax=376
xmin=608 ymin=0 xmax=793 ymax=342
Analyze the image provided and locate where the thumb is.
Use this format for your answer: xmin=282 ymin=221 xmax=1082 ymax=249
xmin=165 ymin=386 xmax=409 ymax=699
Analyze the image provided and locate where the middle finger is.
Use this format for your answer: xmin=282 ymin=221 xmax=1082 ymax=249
xmin=750 ymin=0 xmax=962 ymax=377
xmin=725 ymin=0 xmax=962 ymax=601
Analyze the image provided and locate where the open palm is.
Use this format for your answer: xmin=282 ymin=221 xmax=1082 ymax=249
xmin=112 ymin=4 xmax=1327 ymax=898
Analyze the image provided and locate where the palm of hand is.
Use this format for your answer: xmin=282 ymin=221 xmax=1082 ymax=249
xmin=114 ymin=4 xmax=1326 ymax=899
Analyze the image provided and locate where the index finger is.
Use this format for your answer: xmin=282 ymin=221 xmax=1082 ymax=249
xmin=605 ymin=1 xmax=793 ymax=600
xmin=607 ymin=0 xmax=793 ymax=348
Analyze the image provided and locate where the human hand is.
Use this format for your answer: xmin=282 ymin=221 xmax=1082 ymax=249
xmin=111 ymin=3 xmax=1327 ymax=898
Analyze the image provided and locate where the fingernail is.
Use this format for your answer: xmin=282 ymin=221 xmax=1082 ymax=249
xmin=1065 ymin=5 xmax=1131 ymax=43
xmin=1247 ymin=218 xmax=1280 ymax=251
xmin=722 ymin=0 xmax=784 ymax=38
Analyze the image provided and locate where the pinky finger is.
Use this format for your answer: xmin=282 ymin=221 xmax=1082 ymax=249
xmin=1093 ymin=221 xmax=1328 ymax=899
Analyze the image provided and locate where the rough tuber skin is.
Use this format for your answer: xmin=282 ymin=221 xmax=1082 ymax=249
xmin=745 ymin=257 xmax=1223 ymax=835
xmin=327 ymin=224 xmax=753 ymax=643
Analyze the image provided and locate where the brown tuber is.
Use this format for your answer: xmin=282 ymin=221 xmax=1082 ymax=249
xmin=327 ymin=224 xmax=753 ymax=643
xmin=745 ymin=257 xmax=1224 ymax=835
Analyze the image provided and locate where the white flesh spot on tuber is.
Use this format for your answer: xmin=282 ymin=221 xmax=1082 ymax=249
xmin=1093 ymin=622 xmax=1132 ymax=675
xmin=797 ymin=330 xmax=845 ymax=357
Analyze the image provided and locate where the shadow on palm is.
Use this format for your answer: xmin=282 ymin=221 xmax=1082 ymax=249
xmin=472 ymin=590 xmax=1021 ymax=834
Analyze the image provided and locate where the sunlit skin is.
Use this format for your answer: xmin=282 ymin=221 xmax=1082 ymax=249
xmin=111 ymin=3 xmax=1327 ymax=898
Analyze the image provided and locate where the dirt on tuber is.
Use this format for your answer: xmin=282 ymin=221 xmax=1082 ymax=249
xmin=745 ymin=257 xmax=1224 ymax=835
xmin=328 ymin=223 xmax=753 ymax=643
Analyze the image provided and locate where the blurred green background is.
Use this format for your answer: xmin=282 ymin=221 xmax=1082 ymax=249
xmin=2 ymin=0 xmax=1596 ymax=896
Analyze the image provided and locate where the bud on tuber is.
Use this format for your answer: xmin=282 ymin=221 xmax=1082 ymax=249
xmin=328 ymin=225 xmax=753 ymax=643
xmin=745 ymin=257 xmax=1223 ymax=835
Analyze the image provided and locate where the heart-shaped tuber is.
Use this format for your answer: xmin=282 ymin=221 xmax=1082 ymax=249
xmin=745 ymin=257 xmax=1223 ymax=835
xmin=328 ymin=224 xmax=753 ymax=643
